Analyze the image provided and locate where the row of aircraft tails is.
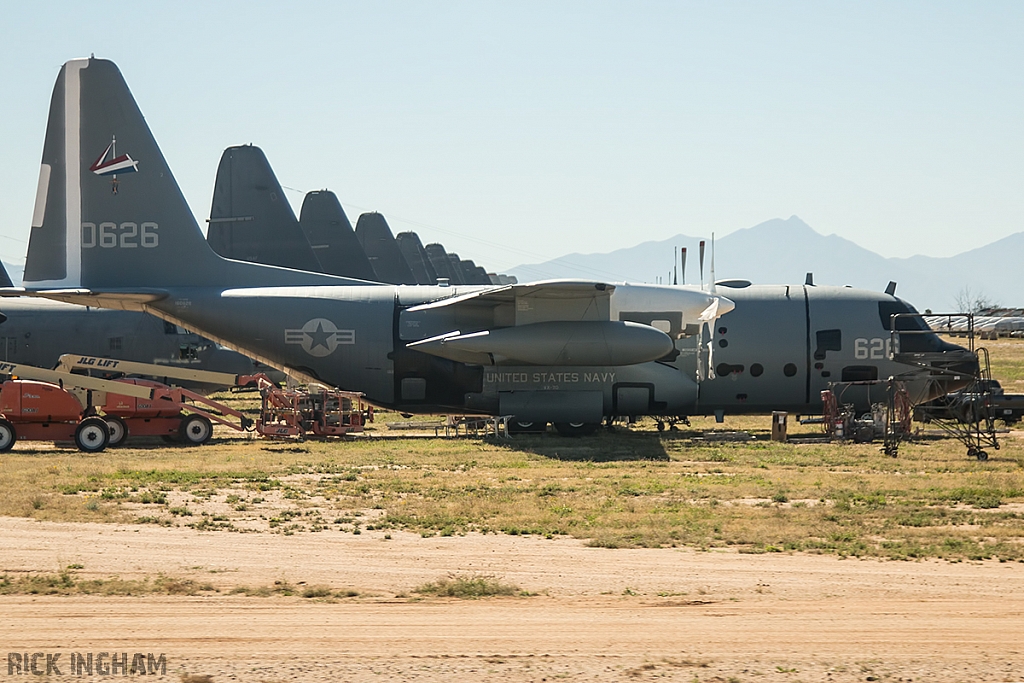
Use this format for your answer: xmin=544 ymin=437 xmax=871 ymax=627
xmin=207 ymin=144 xmax=516 ymax=288
xmin=0 ymin=58 xmax=980 ymax=434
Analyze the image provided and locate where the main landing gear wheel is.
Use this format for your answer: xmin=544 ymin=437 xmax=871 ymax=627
xmin=179 ymin=414 xmax=213 ymax=445
xmin=104 ymin=416 xmax=128 ymax=447
xmin=554 ymin=422 xmax=600 ymax=437
xmin=508 ymin=420 xmax=546 ymax=434
xmin=75 ymin=417 xmax=110 ymax=453
xmin=0 ymin=419 xmax=17 ymax=452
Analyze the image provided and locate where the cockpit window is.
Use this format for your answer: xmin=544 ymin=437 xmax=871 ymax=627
xmin=878 ymin=301 xmax=929 ymax=332
xmin=879 ymin=300 xmax=960 ymax=353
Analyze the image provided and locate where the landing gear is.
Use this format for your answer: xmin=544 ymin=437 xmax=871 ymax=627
xmin=508 ymin=420 xmax=546 ymax=434
xmin=655 ymin=417 xmax=690 ymax=432
xmin=553 ymin=422 xmax=600 ymax=437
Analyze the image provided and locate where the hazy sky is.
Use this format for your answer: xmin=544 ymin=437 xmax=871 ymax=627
xmin=1 ymin=1 xmax=1022 ymax=276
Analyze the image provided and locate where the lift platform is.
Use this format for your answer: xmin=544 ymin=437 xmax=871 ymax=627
xmin=58 ymin=354 xmax=368 ymax=442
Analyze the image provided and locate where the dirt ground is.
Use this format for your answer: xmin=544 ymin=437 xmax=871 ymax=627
xmin=1 ymin=517 xmax=1022 ymax=681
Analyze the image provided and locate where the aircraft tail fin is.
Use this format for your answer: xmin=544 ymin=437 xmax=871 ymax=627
xmin=395 ymin=231 xmax=438 ymax=285
xmin=354 ymin=213 xmax=418 ymax=285
xmin=0 ymin=261 xmax=14 ymax=288
xmin=298 ymin=190 xmax=378 ymax=281
xmin=23 ymin=58 xmax=349 ymax=292
xmin=207 ymin=145 xmax=325 ymax=273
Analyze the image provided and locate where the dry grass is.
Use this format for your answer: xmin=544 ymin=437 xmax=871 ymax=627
xmin=414 ymin=573 xmax=523 ymax=598
xmin=0 ymin=570 xmax=216 ymax=596
xmin=1 ymin=340 xmax=1024 ymax=561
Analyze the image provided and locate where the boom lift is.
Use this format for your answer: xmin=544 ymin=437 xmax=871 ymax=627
xmin=57 ymin=355 xmax=368 ymax=443
xmin=0 ymin=360 xmax=153 ymax=452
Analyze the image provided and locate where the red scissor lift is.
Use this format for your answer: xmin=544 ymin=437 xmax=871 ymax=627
xmin=58 ymin=355 xmax=369 ymax=444
xmin=253 ymin=376 xmax=369 ymax=439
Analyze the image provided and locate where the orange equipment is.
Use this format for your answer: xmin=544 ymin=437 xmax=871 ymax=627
xmin=100 ymin=378 xmax=254 ymax=446
xmin=253 ymin=377 xmax=369 ymax=439
xmin=58 ymin=355 xmax=368 ymax=444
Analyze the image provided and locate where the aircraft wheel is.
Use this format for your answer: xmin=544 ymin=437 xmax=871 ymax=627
xmin=75 ymin=417 xmax=110 ymax=453
xmin=179 ymin=414 xmax=213 ymax=445
xmin=0 ymin=419 xmax=17 ymax=452
xmin=508 ymin=420 xmax=546 ymax=434
xmin=554 ymin=422 xmax=600 ymax=437
xmin=105 ymin=416 xmax=129 ymax=447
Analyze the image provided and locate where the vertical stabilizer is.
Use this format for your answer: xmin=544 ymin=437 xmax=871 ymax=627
xmin=299 ymin=190 xmax=378 ymax=281
xmin=0 ymin=261 xmax=14 ymax=288
xmin=424 ymin=243 xmax=457 ymax=283
xmin=395 ymin=232 xmax=438 ymax=285
xmin=207 ymin=145 xmax=324 ymax=273
xmin=445 ymin=253 xmax=467 ymax=285
xmin=23 ymin=58 xmax=348 ymax=290
xmin=354 ymin=213 xmax=417 ymax=285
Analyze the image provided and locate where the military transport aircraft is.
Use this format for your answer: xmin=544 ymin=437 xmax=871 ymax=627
xmin=11 ymin=58 xmax=741 ymax=435
xmin=202 ymin=136 xmax=979 ymax=427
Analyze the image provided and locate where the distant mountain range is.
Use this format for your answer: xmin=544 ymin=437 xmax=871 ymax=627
xmin=508 ymin=216 xmax=1023 ymax=311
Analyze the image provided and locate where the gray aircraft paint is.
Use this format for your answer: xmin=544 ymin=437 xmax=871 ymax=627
xmin=458 ymin=259 xmax=492 ymax=285
xmin=299 ymin=190 xmax=378 ymax=281
xmin=445 ymin=253 xmax=468 ymax=285
xmin=0 ymin=258 xmax=262 ymax=390
xmin=206 ymin=145 xmax=324 ymax=273
xmin=689 ymin=283 xmax=973 ymax=413
xmin=0 ymin=297 xmax=266 ymax=390
xmin=424 ymin=243 xmax=459 ymax=283
xmin=15 ymin=58 xmax=974 ymax=426
xmin=395 ymin=232 xmax=439 ymax=285
xmin=354 ymin=213 xmax=418 ymax=285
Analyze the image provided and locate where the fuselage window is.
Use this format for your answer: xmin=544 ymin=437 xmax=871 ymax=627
xmin=842 ymin=365 xmax=878 ymax=382
xmin=783 ymin=363 xmax=797 ymax=377
xmin=716 ymin=363 xmax=744 ymax=376
xmin=750 ymin=363 xmax=764 ymax=377
xmin=718 ymin=338 xmax=729 ymax=348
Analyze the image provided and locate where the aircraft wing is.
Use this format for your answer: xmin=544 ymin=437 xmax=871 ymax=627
xmin=405 ymin=280 xmax=615 ymax=313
